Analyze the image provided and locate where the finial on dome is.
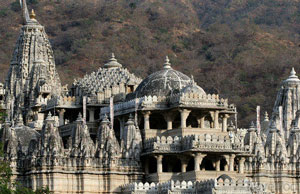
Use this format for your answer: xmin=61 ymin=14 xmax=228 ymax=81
xmin=111 ymin=53 xmax=116 ymax=61
xmin=46 ymin=112 xmax=52 ymax=120
xmin=286 ymin=67 xmax=299 ymax=81
xmin=264 ymin=111 xmax=269 ymax=121
xmin=101 ymin=114 xmax=110 ymax=124
xmin=76 ymin=112 xmax=83 ymax=121
xmin=190 ymin=75 xmax=195 ymax=85
xmin=163 ymin=56 xmax=172 ymax=69
xmin=227 ymin=121 xmax=235 ymax=131
xmin=104 ymin=53 xmax=122 ymax=68
xmin=30 ymin=9 xmax=36 ymax=19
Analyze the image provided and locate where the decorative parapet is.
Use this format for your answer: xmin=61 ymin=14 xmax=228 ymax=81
xmin=143 ymin=134 xmax=249 ymax=154
xmin=144 ymin=136 xmax=182 ymax=153
xmin=169 ymin=92 xmax=235 ymax=110
xmin=45 ymin=96 xmax=78 ymax=109
xmin=100 ymin=93 xmax=235 ymax=118
xmin=38 ymin=83 xmax=51 ymax=94
xmin=121 ymin=179 xmax=267 ymax=194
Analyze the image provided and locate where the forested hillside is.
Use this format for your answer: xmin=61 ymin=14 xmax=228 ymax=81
xmin=0 ymin=0 xmax=299 ymax=126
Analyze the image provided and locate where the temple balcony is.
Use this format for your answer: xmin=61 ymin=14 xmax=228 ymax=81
xmin=146 ymin=171 xmax=246 ymax=183
xmin=143 ymin=135 xmax=249 ymax=155
xmin=142 ymin=152 xmax=248 ymax=183
xmin=143 ymin=127 xmax=227 ymax=139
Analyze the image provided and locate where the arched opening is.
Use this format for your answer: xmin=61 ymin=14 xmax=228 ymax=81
xmin=186 ymin=158 xmax=194 ymax=171
xmin=220 ymin=158 xmax=227 ymax=171
xmin=148 ymin=157 xmax=157 ymax=173
xmin=113 ymin=119 xmax=121 ymax=142
xmin=200 ymin=157 xmax=215 ymax=171
xmin=162 ymin=156 xmax=181 ymax=172
xmin=186 ymin=114 xmax=198 ymax=128
xmin=0 ymin=95 xmax=3 ymax=101
xmin=150 ymin=113 xmax=167 ymax=129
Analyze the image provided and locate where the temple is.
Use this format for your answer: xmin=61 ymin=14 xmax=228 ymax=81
xmin=0 ymin=1 xmax=299 ymax=194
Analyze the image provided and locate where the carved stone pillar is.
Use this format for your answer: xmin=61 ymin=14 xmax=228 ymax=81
xmin=238 ymin=157 xmax=245 ymax=174
xmin=214 ymin=110 xmax=219 ymax=129
xmin=179 ymin=109 xmax=191 ymax=129
xmin=88 ymin=108 xmax=95 ymax=122
xmin=229 ymin=154 xmax=235 ymax=171
xmin=200 ymin=116 xmax=205 ymax=128
xmin=164 ymin=112 xmax=176 ymax=130
xmin=194 ymin=153 xmax=206 ymax=171
xmin=180 ymin=157 xmax=189 ymax=173
xmin=222 ymin=114 xmax=230 ymax=132
xmin=57 ymin=109 xmax=65 ymax=126
xmin=216 ymin=159 xmax=220 ymax=172
xmin=223 ymin=155 xmax=229 ymax=171
xmin=143 ymin=111 xmax=151 ymax=130
xmin=156 ymin=155 xmax=163 ymax=173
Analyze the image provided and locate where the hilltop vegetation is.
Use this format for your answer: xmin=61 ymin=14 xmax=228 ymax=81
xmin=0 ymin=0 xmax=299 ymax=126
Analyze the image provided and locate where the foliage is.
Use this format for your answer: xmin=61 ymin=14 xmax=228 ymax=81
xmin=0 ymin=0 xmax=300 ymax=127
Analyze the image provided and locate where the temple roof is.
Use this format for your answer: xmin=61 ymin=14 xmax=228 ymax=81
xmin=134 ymin=56 xmax=205 ymax=98
xmin=73 ymin=54 xmax=142 ymax=96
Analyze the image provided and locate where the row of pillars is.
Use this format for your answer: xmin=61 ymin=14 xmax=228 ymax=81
xmin=56 ymin=108 xmax=98 ymax=126
xmin=142 ymin=109 xmax=230 ymax=131
xmin=145 ymin=154 xmax=245 ymax=174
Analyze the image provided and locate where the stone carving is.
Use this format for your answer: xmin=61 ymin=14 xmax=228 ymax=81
xmin=96 ymin=114 xmax=121 ymax=163
xmin=0 ymin=2 xmax=299 ymax=193
xmin=71 ymin=113 xmax=95 ymax=157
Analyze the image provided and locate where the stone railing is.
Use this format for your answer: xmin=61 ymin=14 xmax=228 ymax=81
xmin=39 ymin=84 xmax=51 ymax=94
xmin=121 ymin=179 xmax=266 ymax=193
xmin=100 ymin=97 xmax=145 ymax=118
xmin=100 ymin=93 xmax=236 ymax=118
xmin=143 ymin=134 xmax=249 ymax=154
xmin=169 ymin=92 xmax=230 ymax=108
xmin=144 ymin=136 xmax=182 ymax=153
xmin=46 ymin=96 xmax=78 ymax=109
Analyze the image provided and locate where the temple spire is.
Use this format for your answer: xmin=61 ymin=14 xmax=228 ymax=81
xmin=20 ymin=0 xmax=31 ymax=24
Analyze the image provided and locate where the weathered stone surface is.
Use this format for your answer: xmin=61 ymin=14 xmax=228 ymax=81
xmin=0 ymin=1 xmax=299 ymax=194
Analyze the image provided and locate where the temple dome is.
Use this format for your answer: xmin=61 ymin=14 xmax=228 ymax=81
xmin=180 ymin=76 xmax=206 ymax=95
xmin=134 ymin=57 xmax=204 ymax=97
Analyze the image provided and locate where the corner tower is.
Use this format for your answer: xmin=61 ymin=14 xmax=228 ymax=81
xmin=5 ymin=0 xmax=62 ymax=122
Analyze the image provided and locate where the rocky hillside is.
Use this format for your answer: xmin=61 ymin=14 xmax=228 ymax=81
xmin=0 ymin=0 xmax=300 ymax=126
